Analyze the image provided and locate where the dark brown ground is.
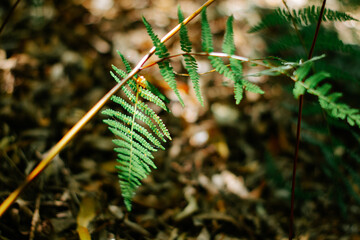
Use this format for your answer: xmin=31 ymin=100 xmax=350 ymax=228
xmin=1 ymin=0 xmax=360 ymax=239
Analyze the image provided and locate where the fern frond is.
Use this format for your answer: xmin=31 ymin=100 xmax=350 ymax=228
xmin=158 ymin=61 xmax=184 ymax=106
xmin=118 ymin=89 xmax=171 ymax=140
xmin=292 ymin=62 xmax=360 ymax=127
xmin=117 ymin=51 xmax=133 ymax=75
xmin=230 ymin=59 xmax=244 ymax=104
xmin=269 ymin=28 xmax=359 ymax=55
xmin=178 ymin=7 xmax=203 ymax=106
xmin=222 ymin=15 xmax=235 ymax=55
xmin=143 ymin=80 xmax=170 ymax=104
xmin=201 ymin=8 xmax=214 ymax=53
xmin=178 ymin=7 xmax=192 ymax=53
xmin=294 ymin=61 xmax=312 ymax=81
xmin=108 ymin=96 xmax=166 ymax=141
xmin=104 ymin=53 xmax=173 ymax=211
xmin=111 ymin=66 xmax=128 ymax=81
xmin=142 ymin=16 xmax=184 ymax=106
xmin=114 ymin=144 xmax=156 ymax=170
xmin=103 ymin=110 xmax=165 ymax=148
xmin=242 ymin=80 xmax=264 ymax=95
xmin=142 ymin=17 xmax=169 ymax=59
xmin=129 ymin=82 xmax=169 ymax=112
xmin=105 ymin=123 xmax=156 ymax=152
xmin=201 ymin=12 xmax=264 ymax=104
xmin=249 ymin=6 xmax=358 ymax=33
xmin=223 ymin=15 xmax=264 ymax=101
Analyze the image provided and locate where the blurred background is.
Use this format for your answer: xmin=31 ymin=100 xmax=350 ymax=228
xmin=0 ymin=0 xmax=359 ymax=239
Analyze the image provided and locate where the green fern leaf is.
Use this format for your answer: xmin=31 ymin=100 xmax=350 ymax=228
xmin=104 ymin=53 xmax=173 ymax=210
xmin=142 ymin=16 xmax=184 ymax=106
xmin=249 ymin=6 xmax=358 ymax=33
xmin=202 ymin=12 xmax=264 ymax=104
xmin=108 ymin=97 xmax=166 ymax=141
xmin=230 ymin=59 xmax=244 ymax=104
xmin=118 ymin=90 xmax=171 ymax=140
xmin=293 ymin=66 xmax=360 ymax=128
xmin=222 ymin=15 xmax=235 ymax=55
xmin=143 ymin=80 xmax=170 ymax=104
xmin=178 ymin=7 xmax=203 ymax=106
xmin=103 ymin=110 xmax=165 ymax=148
xmin=142 ymin=17 xmax=169 ymax=59
xmin=178 ymin=7 xmax=192 ymax=53
xmin=294 ymin=61 xmax=312 ymax=81
xmin=111 ymin=66 xmax=127 ymax=80
xmin=304 ymin=71 xmax=330 ymax=88
xmin=117 ymin=51 xmax=134 ymax=75
xmin=293 ymin=81 xmax=306 ymax=99
xmin=242 ymin=80 xmax=264 ymax=95
xmin=248 ymin=8 xmax=289 ymax=33
xmin=201 ymin=7 xmax=213 ymax=53
xmin=233 ymin=82 xmax=244 ymax=104
xmin=139 ymin=86 xmax=169 ymax=112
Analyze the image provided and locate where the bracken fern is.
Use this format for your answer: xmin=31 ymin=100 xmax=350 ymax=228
xmin=103 ymin=6 xmax=360 ymax=211
xmin=248 ymin=5 xmax=358 ymax=33
xmin=103 ymin=52 xmax=170 ymax=210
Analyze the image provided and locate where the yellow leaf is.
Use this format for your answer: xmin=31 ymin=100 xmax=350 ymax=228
xmin=76 ymin=196 xmax=97 ymax=240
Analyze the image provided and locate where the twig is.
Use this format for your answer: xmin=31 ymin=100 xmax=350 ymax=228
xmin=29 ymin=194 xmax=41 ymax=240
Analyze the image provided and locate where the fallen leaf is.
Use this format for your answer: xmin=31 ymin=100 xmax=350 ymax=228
xmin=76 ymin=196 xmax=97 ymax=240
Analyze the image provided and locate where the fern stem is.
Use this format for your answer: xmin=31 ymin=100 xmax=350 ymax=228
xmin=0 ymin=0 xmax=217 ymax=217
xmin=289 ymin=1 xmax=327 ymax=239
xmin=127 ymin=85 xmax=141 ymax=186
xmin=141 ymin=52 xmax=251 ymax=70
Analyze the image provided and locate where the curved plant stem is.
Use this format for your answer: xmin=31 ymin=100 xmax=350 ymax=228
xmin=288 ymin=0 xmax=327 ymax=239
xmin=140 ymin=52 xmax=250 ymax=70
xmin=0 ymin=0 xmax=216 ymax=218
xmin=0 ymin=0 xmax=21 ymax=36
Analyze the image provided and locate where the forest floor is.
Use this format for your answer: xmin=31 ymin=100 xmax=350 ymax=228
xmin=0 ymin=0 xmax=360 ymax=239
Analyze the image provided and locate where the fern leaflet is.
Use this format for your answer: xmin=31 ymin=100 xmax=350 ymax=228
xmin=178 ymin=7 xmax=203 ymax=106
xmin=201 ymin=8 xmax=214 ymax=53
xmin=142 ymin=16 xmax=184 ymax=106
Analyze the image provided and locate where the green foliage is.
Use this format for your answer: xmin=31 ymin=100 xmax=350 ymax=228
xmin=142 ymin=16 xmax=184 ymax=106
xmin=292 ymin=61 xmax=360 ymax=127
xmin=249 ymin=6 xmax=358 ymax=33
xmin=104 ymin=6 xmax=360 ymax=212
xmin=300 ymin=121 xmax=360 ymax=216
xmin=103 ymin=53 xmax=170 ymax=211
xmin=178 ymin=7 xmax=203 ymax=106
xmin=201 ymin=8 xmax=213 ymax=53
xmin=222 ymin=15 xmax=235 ymax=55
xmin=201 ymin=9 xmax=264 ymax=104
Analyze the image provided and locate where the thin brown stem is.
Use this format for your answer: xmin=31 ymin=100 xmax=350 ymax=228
xmin=288 ymin=0 xmax=327 ymax=239
xmin=0 ymin=0 xmax=216 ymax=217
xmin=0 ymin=0 xmax=21 ymax=36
